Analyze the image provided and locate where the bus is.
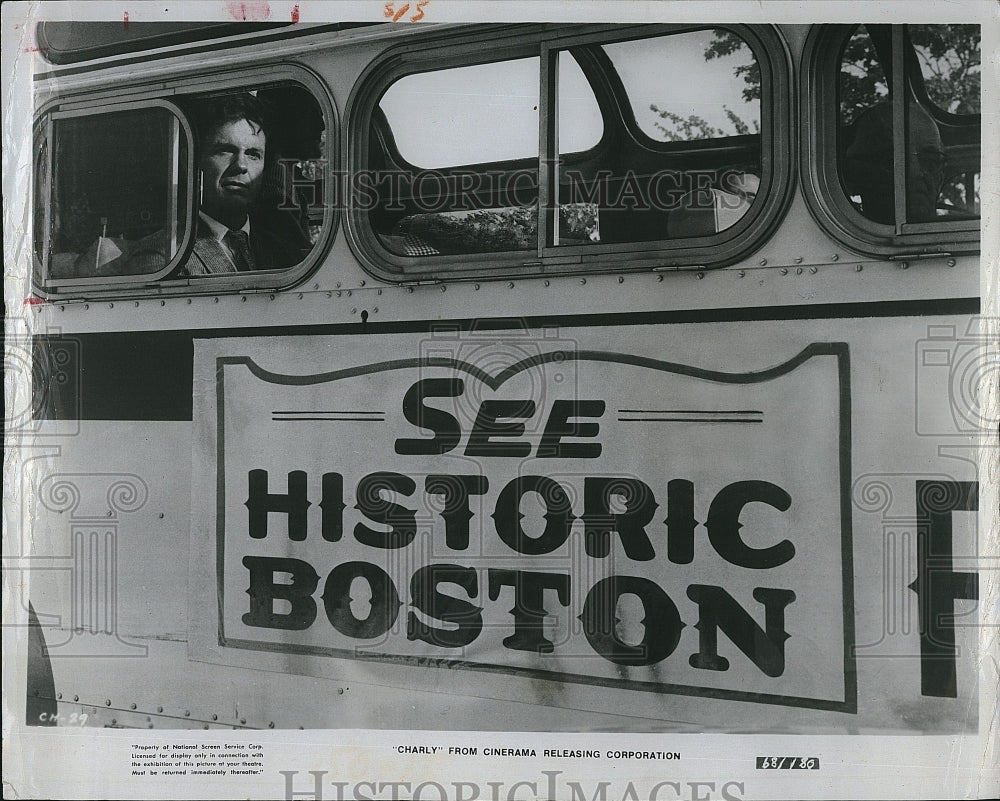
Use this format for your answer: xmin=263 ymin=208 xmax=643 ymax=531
xmin=12 ymin=14 xmax=992 ymax=740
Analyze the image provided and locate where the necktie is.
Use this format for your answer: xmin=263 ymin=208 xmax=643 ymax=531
xmin=224 ymin=229 xmax=255 ymax=272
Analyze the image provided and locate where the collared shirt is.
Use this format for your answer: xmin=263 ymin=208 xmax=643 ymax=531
xmin=199 ymin=211 xmax=251 ymax=270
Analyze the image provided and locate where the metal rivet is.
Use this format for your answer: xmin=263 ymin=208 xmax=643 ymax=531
xmin=696 ymin=273 xmax=704 ymax=280
xmin=112 ymin=719 xmax=117 ymax=725
xmin=899 ymin=262 xmax=909 ymax=270
xmin=359 ymin=280 xmax=366 ymax=286
xmin=543 ymin=280 xmax=550 ymax=287
xmin=580 ymin=278 xmax=587 ymax=285
xmin=810 ymin=266 xmax=818 ymax=274
xmin=738 ymin=270 xmax=745 ymax=278
xmin=351 ymin=308 xmax=357 ymax=315
xmin=474 ymin=283 xmax=481 ymax=290
xmin=407 ymin=287 xmax=414 ymax=293
xmin=656 ymin=275 xmax=663 ymax=282
xmin=84 ymin=304 xmax=90 ymax=310
xmin=106 ymin=699 xmax=111 ymax=706
xmin=831 ymin=254 xmax=839 ymax=262
xmin=780 ymin=268 xmax=788 ymax=276
xmin=507 ymin=282 xmax=514 ymax=289
xmin=297 ymin=293 xmax=304 ymax=300
xmin=617 ymin=276 xmax=624 ymax=284
xmin=240 ymin=718 xmax=246 ymax=725
xmin=108 ymin=303 xmax=114 ymax=309
xmin=74 ymin=695 xmax=79 ymax=702
xmin=204 ymin=725 xmax=209 ymax=730
xmin=377 ymin=288 xmax=383 ymax=295
xmin=107 ymin=510 xmax=113 ymax=517
xmin=794 ymin=256 xmax=803 ymax=264
xmin=241 ymin=296 xmax=247 ymax=302
xmin=336 ymin=291 xmax=342 ymax=297
xmin=947 ymin=258 xmax=956 ymax=268
xmin=184 ymin=710 xmax=190 ymax=717
xmin=796 ymin=267 xmax=803 ymax=275
xmin=57 ymin=693 xmax=62 ymax=700
xmin=440 ymin=285 xmax=446 ymax=292
xmin=213 ymin=297 xmax=219 ymax=303
xmin=269 ymin=294 xmax=276 ymax=301
xmin=58 ymin=305 xmax=64 ymax=311
xmin=212 ymin=714 xmax=218 ymax=721
xmin=313 ymin=283 xmax=320 ymax=290
xmin=758 ymin=259 xmax=767 ymax=267
xmin=856 ymin=264 xmax=863 ymax=272
xmin=158 ymin=707 xmax=163 ymax=713
xmin=134 ymin=301 xmax=139 ymax=307
xmin=131 ymin=703 xmax=137 ymax=710
xmin=346 ymin=290 xmax=352 ymax=297
xmin=160 ymin=300 xmax=165 ymax=306
xmin=338 ymin=688 xmax=344 ymax=695
xmin=186 ymin=298 xmax=192 ymax=304
xmin=268 ymin=721 xmax=275 ymax=729
xmin=326 ymin=292 xmax=332 ymax=298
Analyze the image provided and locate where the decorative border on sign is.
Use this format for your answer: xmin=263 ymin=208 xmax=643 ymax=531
xmin=213 ymin=343 xmax=855 ymax=713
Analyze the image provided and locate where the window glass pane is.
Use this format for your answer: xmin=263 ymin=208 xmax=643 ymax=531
xmin=838 ymin=25 xmax=980 ymax=225
xmin=558 ymin=30 xmax=762 ymax=246
xmin=604 ymin=30 xmax=760 ymax=142
xmin=909 ymin=24 xmax=981 ymax=116
xmin=372 ymin=57 xmax=541 ymax=256
xmin=44 ymin=107 xmax=189 ymax=279
xmin=558 ymin=50 xmax=603 ymax=155
xmin=380 ymin=58 xmax=540 ymax=169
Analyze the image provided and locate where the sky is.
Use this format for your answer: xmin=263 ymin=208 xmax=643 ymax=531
xmin=380 ymin=28 xmax=759 ymax=168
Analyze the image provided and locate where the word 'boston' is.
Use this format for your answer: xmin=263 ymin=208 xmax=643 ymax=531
xmin=239 ymin=466 xmax=798 ymax=676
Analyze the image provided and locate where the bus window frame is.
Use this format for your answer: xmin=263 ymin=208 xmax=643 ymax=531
xmin=346 ymin=23 xmax=794 ymax=283
xmin=36 ymin=99 xmax=196 ymax=290
xmin=799 ymin=24 xmax=980 ymax=259
xmin=33 ymin=63 xmax=337 ymax=300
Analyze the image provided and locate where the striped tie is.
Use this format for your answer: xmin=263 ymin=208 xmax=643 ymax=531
xmin=224 ymin=229 xmax=255 ymax=272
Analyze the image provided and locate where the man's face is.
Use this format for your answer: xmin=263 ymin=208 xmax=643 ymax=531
xmin=199 ymin=118 xmax=266 ymax=221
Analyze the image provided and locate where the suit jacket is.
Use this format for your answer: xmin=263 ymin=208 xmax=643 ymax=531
xmin=183 ymin=212 xmax=311 ymax=275
xmin=121 ymin=208 xmax=311 ymax=277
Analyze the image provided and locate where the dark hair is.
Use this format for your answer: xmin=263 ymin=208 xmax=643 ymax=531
xmin=189 ymin=92 xmax=268 ymax=150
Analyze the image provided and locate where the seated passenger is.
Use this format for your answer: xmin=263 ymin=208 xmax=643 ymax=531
xmin=843 ymin=101 xmax=946 ymax=224
xmin=126 ymin=93 xmax=312 ymax=275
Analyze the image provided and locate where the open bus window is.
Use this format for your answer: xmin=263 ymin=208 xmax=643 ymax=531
xmin=572 ymin=29 xmax=762 ymax=244
xmin=37 ymin=105 xmax=190 ymax=280
xmin=35 ymin=79 xmax=327 ymax=292
xmin=358 ymin=25 xmax=784 ymax=278
xmin=836 ymin=24 xmax=980 ymax=227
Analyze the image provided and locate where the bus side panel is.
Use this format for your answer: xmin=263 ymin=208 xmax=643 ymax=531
xmin=26 ymin=313 xmax=982 ymax=732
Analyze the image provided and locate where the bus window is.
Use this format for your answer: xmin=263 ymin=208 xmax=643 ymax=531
xmin=374 ymin=56 xmax=542 ymax=257
xmin=35 ymin=78 xmax=328 ymax=293
xmin=355 ymin=25 xmax=791 ymax=280
xmin=563 ymin=29 xmax=762 ymax=245
xmin=38 ymin=104 xmax=191 ymax=281
xmin=824 ymin=24 xmax=980 ymax=243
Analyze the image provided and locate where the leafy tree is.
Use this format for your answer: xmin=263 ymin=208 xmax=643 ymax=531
xmin=910 ymin=24 xmax=981 ymax=115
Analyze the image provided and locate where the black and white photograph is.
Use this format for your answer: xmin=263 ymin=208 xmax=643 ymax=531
xmin=3 ymin=1 xmax=997 ymax=799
